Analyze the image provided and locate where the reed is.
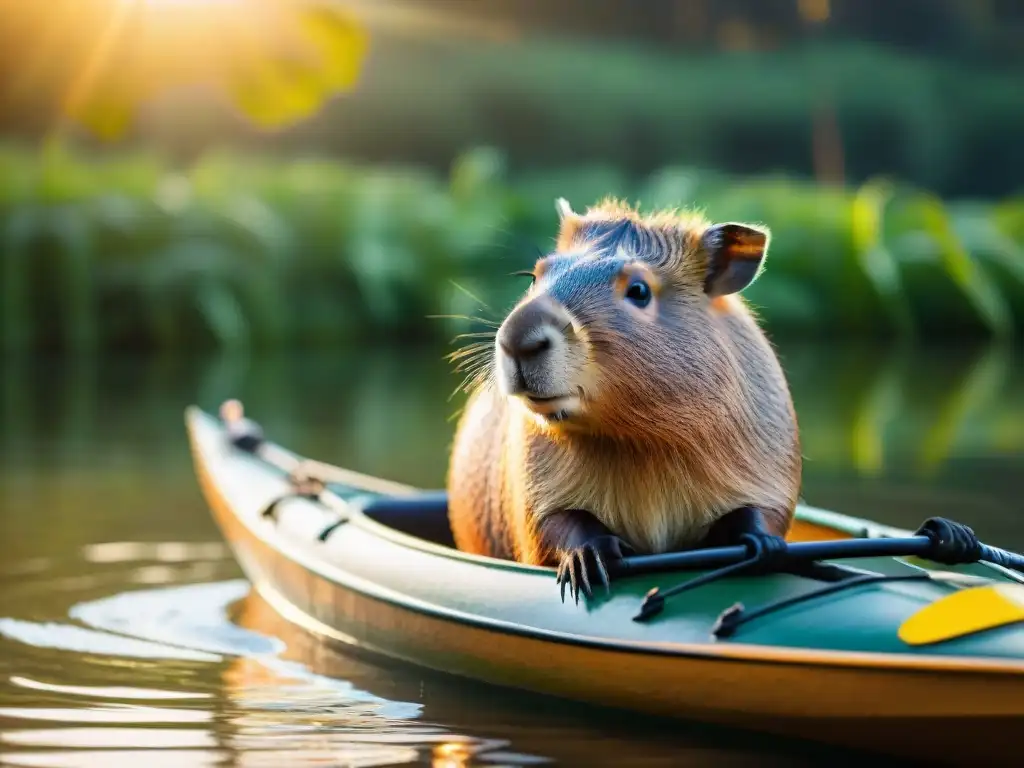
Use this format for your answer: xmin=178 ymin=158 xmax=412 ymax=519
xmin=1 ymin=143 xmax=1022 ymax=354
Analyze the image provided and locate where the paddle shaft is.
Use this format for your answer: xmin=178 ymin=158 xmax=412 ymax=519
xmin=617 ymin=535 xmax=940 ymax=576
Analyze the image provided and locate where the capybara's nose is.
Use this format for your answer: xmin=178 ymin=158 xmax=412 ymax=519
xmin=497 ymin=300 xmax=560 ymax=362
xmin=499 ymin=328 xmax=551 ymax=360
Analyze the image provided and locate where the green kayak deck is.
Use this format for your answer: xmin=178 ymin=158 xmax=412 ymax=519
xmin=186 ymin=406 xmax=1024 ymax=763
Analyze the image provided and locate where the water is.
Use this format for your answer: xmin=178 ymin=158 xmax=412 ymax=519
xmin=1 ymin=341 xmax=1022 ymax=766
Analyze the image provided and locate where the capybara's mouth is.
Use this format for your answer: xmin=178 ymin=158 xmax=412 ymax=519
xmin=520 ymin=392 xmax=582 ymax=420
xmin=525 ymin=394 xmax=562 ymax=403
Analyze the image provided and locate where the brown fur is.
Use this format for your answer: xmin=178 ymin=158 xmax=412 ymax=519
xmin=446 ymin=197 xmax=802 ymax=566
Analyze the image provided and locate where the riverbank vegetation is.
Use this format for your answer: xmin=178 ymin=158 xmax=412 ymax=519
xmin=2 ymin=143 xmax=1022 ymax=355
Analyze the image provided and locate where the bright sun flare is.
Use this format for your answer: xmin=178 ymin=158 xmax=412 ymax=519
xmin=124 ymin=0 xmax=235 ymax=6
xmin=5 ymin=0 xmax=369 ymax=140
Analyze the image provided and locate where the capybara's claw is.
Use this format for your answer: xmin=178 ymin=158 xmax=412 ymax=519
xmin=557 ymin=556 xmax=571 ymax=603
xmin=577 ymin=551 xmax=593 ymax=599
xmin=556 ymin=549 xmax=585 ymax=604
xmin=556 ymin=536 xmax=632 ymax=604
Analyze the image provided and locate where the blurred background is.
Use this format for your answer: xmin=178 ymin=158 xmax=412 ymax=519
xmin=3 ymin=0 xmax=1024 ymax=558
xmin=2 ymin=2 xmax=1024 ymax=765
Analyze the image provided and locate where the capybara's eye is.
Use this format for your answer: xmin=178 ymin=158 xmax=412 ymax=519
xmin=625 ymin=279 xmax=652 ymax=308
xmin=512 ymin=269 xmax=536 ymax=286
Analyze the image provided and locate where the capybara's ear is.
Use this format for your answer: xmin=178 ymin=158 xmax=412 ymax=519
xmin=701 ymin=223 xmax=769 ymax=297
xmin=554 ymin=197 xmax=583 ymax=251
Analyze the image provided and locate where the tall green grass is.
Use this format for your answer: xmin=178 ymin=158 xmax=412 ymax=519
xmin=1 ymin=142 xmax=1023 ymax=354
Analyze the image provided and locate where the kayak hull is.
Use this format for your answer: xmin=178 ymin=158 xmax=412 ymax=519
xmin=186 ymin=407 xmax=1024 ymax=763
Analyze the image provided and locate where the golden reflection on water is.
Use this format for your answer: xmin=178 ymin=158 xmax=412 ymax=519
xmin=432 ymin=740 xmax=477 ymax=768
xmin=1 ymin=727 xmax=216 ymax=748
xmin=8 ymin=676 xmax=212 ymax=700
xmin=220 ymin=631 xmax=482 ymax=766
xmin=0 ymin=706 xmax=211 ymax=724
xmin=82 ymin=542 xmax=229 ymax=564
xmin=0 ymin=750 xmax=226 ymax=768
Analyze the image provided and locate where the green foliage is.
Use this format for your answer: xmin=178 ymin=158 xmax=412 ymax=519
xmin=1 ymin=142 xmax=1023 ymax=354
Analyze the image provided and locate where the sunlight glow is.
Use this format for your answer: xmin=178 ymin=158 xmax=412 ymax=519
xmin=128 ymin=0 xmax=236 ymax=5
xmin=6 ymin=0 xmax=513 ymax=141
xmin=4 ymin=0 xmax=369 ymax=139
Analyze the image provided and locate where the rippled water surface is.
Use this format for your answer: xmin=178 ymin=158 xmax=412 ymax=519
xmin=1 ymin=343 xmax=1023 ymax=766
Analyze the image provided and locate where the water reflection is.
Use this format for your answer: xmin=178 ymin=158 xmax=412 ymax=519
xmin=81 ymin=542 xmax=229 ymax=564
xmin=0 ymin=619 xmax=222 ymax=663
xmin=0 ymin=708 xmax=212 ymax=724
xmin=0 ymin=569 xmax=854 ymax=766
xmin=3 ymin=342 xmax=1022 ymax=481
xmin=0 ymin=570 xmax=442 ymax=767
xmin=8 ymin=676 xmax=211 ymax=701
xmin=228 ymin=586 xmax=845 ymax=766
xmin=0 ymin=342 xmax=1022 ymax=765
xmin=1 ymin=751 xmax=224 ymax=768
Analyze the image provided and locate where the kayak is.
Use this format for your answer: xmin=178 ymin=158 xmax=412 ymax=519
xmin=185 ymin=404 xmax=1024 ymax=763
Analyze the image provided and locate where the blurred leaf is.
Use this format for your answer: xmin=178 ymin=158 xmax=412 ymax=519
xmin=637 ymin=167 xmax=703 ymax=211
xmin=226 ymin=55 xmax=330 ymax=129
xmin=295 ymin=4 xmax=370 ymax=90
xmin=219 ymin=2 xmax=369 ymax=132
xmin=450 ymin=147 xmax=506 ymax=202
xmin=1 ymin=206 xmax=39 ymax=354
xmin=849 ymin=348 xmax=906 ymax=477
xmin=49 ymin=206 xmax=97 ymax=353
xmin=221 ymin=196 xmax=294 ymax=267
xmin=90 ymin=193 xmax=148 ymax=236
xmin=952 ymin=210 xmax=1024 ymax=289
xmin=72 ymin=92 xmax=135 ymax=143
xmin=850 ymin=179 xmax=915 ymax=339
xmin=193 ymin=279 xmax=250 ymax=353
xmin=910 ymin=193 xmax=1014 ymax=339
xmin=916 ymin=343 xmax=1010 ymax=474
xmin=742 ymin=273 xmax=821 ymax=330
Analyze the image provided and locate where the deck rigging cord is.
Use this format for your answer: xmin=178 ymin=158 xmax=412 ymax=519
xmin=708 ymin=571 xmax=989 ymax=639
xmin=631 ymin=516 xmax=1024 ymax=622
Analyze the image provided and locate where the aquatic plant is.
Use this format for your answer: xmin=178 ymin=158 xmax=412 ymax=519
xmin=1 ymin=143 xmax=1022 ymax=354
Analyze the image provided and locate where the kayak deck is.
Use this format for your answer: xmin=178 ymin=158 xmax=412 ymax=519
xmin=185 ymin=405 xmax=1024 ymax=762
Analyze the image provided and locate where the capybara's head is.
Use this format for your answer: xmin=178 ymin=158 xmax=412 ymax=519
xmin=494 ymin=197 xmax=772 ymax=439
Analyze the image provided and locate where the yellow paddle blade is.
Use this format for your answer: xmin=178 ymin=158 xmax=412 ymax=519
xmin=898 ymin=583 xmax=1024 ymax=646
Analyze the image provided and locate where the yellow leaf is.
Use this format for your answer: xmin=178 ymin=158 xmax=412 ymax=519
xmin=226 ymin=56 xmax=328 ymax=128
xmin=223 ymin=6 xmax=368 ymax=129
xmin=298 ymin=6 xmax=370 ymax=90
xmin=74 ymin=100 xmax=136 ymax=142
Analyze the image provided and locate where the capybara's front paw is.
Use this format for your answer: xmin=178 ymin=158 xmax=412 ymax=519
xmin=556 ymin=535 xmax=633 ymax=604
